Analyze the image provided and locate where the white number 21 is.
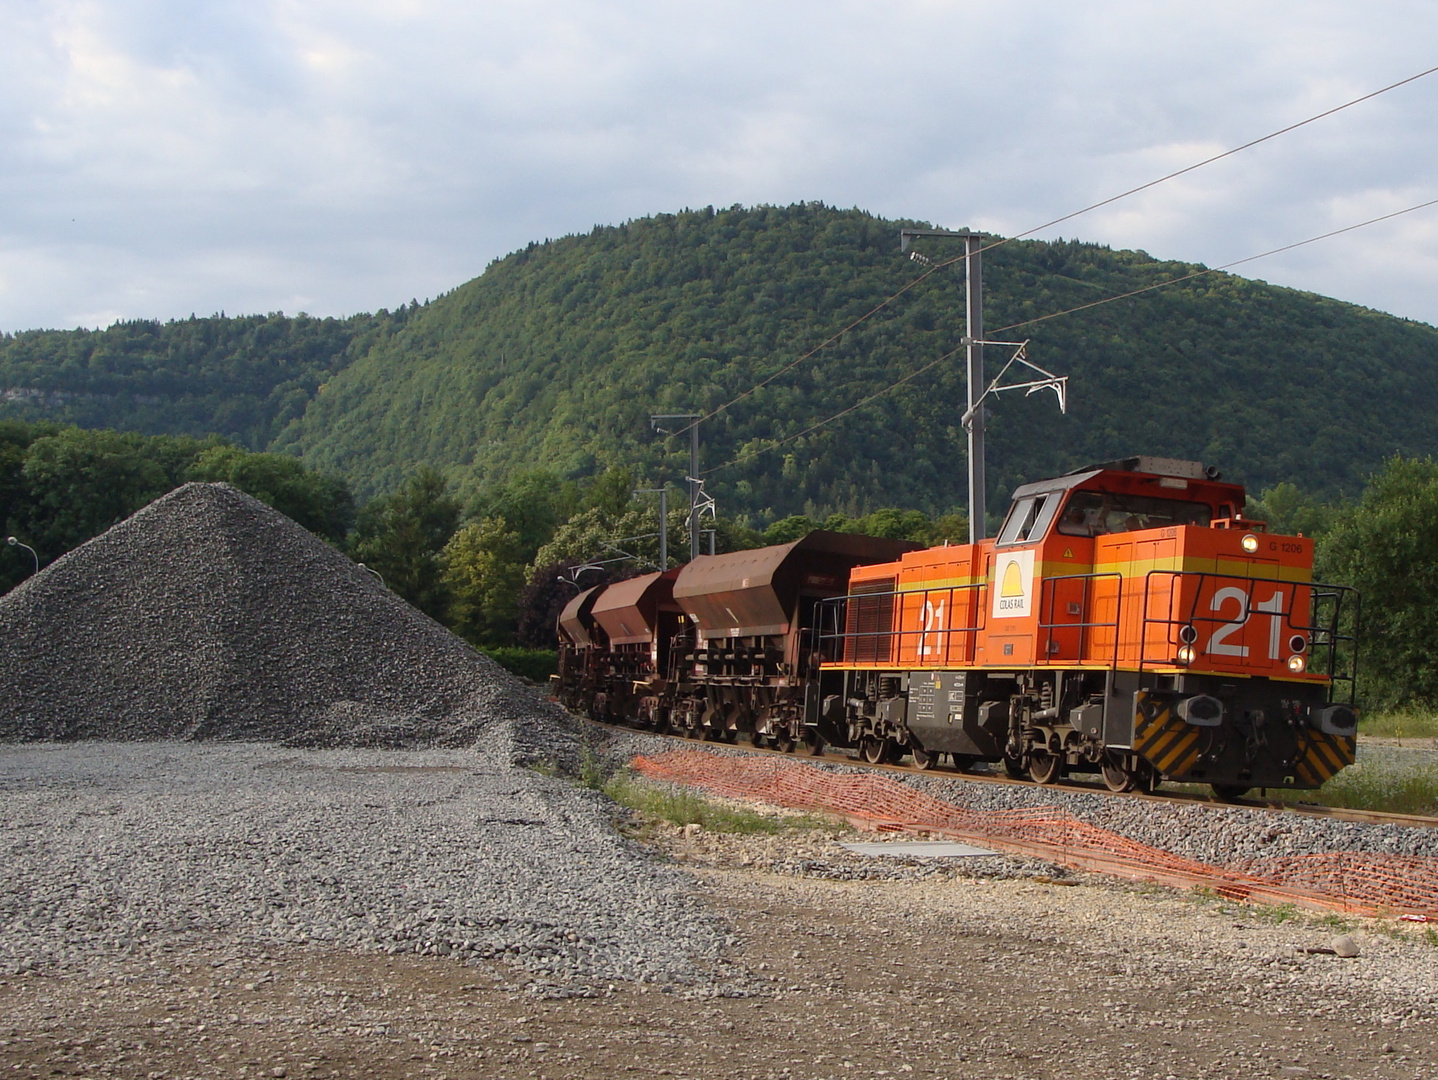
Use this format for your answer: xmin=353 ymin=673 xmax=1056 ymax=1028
xmin=1207 ymin=587 xmax=1285 ymax=659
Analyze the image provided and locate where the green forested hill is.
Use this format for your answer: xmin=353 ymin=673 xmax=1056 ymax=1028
xmin=0 ymin=311 xmax=396 ymax=448
xmin=6 ymin=203 xmax=1438 ymax=523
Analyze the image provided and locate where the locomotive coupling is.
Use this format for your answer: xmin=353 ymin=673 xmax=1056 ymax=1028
xmin=1176 ymin=694 xmax=1224 ymax=727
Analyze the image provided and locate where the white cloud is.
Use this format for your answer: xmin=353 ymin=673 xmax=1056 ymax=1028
xmin=0 ymin=0 xmax=1435 ymax=330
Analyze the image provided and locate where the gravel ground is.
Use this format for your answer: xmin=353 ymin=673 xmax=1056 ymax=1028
xmin=4 ymin=806 xmax=1437 ymax=1079
xmin=0 ymin=734 xmax=732 ymax=991
xmin=0 ymin=482 xmax=545 ymax=750
xmin=598 ymin=730 xmax=1438 ymax=869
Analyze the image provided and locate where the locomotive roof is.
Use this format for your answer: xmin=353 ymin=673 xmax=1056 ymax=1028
xmin=1010 ymin=456 xmax=1244 ymax=504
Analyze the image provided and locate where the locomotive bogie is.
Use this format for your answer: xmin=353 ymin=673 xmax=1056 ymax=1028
xmin=811 ymin=660 xmax=1353 ymax=795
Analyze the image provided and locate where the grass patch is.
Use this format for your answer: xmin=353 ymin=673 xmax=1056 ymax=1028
xmin=1304 ymin=763 xmax=1438 ymax=816
xmin=1172 ymin=745 xmax=1438 ymax=816
xmin=1259 ymin=758 xmax=1438 ymax=816
xmin=1188 ymin=890 xmax=1300 ymax=924
xmin=601 ymin=771 xmax=836 ymax=835
xmin=1359 ymin=708 xmax=1438 ymax=740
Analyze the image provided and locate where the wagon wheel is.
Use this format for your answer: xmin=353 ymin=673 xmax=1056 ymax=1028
xmin=861 ymin=737 xmax=886 ymax=764
xmin=952 ymin=754 xmax=976 ymax=772
xmin=803 ymin=729 xmax=825 ymax=756
xmin=772 ymin=728 xmax=797 ymax=754
xmin=750 ymin=730 xmax=767 ymax=748
xmin=1100 ymin=754 xmax=1137 ymax=793
xmin=1028 ymin=749 xmax=1063 ymax=785
xmin=910 ymin=742 xmax=937 ymax=771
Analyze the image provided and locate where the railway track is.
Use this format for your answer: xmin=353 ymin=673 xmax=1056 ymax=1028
xmin=586 ymin=715 xmax=1438 ymax=831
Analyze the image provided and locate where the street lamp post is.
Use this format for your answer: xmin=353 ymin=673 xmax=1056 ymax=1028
xmin=6 ymin=537 xmax=38 ymax=577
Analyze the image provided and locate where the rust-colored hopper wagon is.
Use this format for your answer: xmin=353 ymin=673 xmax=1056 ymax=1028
xmin=584 ymin=569 xmax=685 ymax=723
xmin=552 ymin=585 xmax=606 ymax=712
xmin=664 ymin=531 xmax=919 ymax=747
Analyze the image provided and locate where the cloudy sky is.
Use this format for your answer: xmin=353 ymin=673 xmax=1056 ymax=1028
xmin=1 ymin=1 xmax=1435 ymax=332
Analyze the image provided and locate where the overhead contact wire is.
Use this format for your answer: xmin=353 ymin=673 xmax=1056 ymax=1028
xmin=676 ymin=63 xmax=1438 ymax=440
xmin=925 ymin=62 xmax=1438 ymax=274
xmin=708 ymin=196 xmax=1438 ymax=475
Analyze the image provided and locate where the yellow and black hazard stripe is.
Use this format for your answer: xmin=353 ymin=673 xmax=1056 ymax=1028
xmin=1133 ymin=692 xmax=1205 ymax=777
xmin=1294 ymin=730 xmax=1355 ymax=787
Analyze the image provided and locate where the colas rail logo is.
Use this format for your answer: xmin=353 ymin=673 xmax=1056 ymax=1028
xmin=992 ymin=549 xmax=1035 ymax=619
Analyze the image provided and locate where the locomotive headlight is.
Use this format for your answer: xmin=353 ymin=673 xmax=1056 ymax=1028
xmin=1241 ymin=534 xmax=1260 ymax=554
xmin=1177 ymin=645 xmax=1197 ymax=664
xmin=1287 ymin=654 xmax=1307 ymax=674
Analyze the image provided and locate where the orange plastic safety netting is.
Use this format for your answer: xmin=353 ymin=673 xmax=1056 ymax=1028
xmin=631 ymin=748 xmax=1438 ymax=919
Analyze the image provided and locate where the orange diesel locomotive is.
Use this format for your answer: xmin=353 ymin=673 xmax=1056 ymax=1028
xmin=809 ymin=457 xmax=1357 ymax=798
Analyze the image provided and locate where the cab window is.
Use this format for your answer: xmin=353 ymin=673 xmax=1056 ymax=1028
xmin=996 ymin=491 xmax=1062 ymax=546
xmin=1057 ymin=491 xmax=1212 ymax=536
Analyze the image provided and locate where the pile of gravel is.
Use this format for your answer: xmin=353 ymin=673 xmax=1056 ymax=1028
xmin=0 ymin=482 xmax=573 ymax=753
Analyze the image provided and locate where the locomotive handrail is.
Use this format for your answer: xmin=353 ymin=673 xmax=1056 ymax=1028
xmin=1035 ymin=571 xmax=1124 ymax=669
xmin=810 ymin=582 xmax=989 ymax=668
xmin=1138 ymin=569 xmax=1359 ymax=704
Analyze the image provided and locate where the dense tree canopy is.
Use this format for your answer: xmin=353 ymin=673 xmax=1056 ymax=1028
xmin=0 ymin=312 xmax=394 ymax=447
xmin=1318 ymin=457 xmax=1438 ymax=709
xmin=0 ymin=421 xmax=355 ymax=592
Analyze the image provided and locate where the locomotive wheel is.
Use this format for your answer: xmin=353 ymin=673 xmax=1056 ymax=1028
xmin=1211 ymin=784 xmax=1251 ymax=802
xmin=910 ymin=742 xmax=937 ymax=770
xmin=1003 ymin=754 xmax=1026 ymax=779
xmin=1101 ymin=755 xmax=1137 ymax=793
xmin=861 ymin=737 xmax=886 ymax=764
xmin=1028 ymin=749 xmax=1063 ymax=785
xmin=952 ymin=754 xmax=977 ymax=772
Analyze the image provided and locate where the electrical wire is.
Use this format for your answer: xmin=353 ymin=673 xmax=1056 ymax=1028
xmin=670 ymin=63 xmax=1438 ymax=439
xmin=705 ymin=195 xmax=1438 ymax=476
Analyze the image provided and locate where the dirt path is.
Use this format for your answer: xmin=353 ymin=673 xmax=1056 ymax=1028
xmin=3 ymin=827 xmax=1436 ymax=1080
